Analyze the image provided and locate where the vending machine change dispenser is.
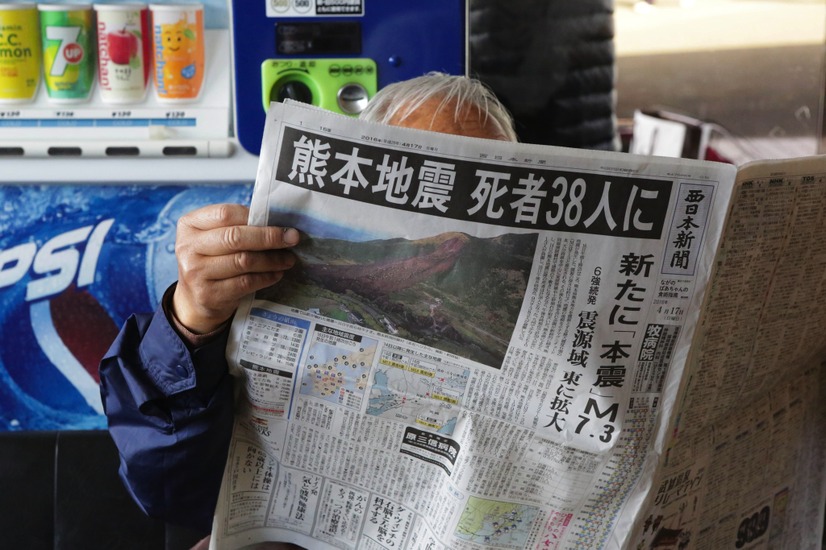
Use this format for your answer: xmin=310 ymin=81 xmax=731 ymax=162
xmin=230 ymin=1 xmax=467 ymax=154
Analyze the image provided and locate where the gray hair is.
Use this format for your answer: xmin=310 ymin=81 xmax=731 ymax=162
xmin=360 ymin=72 xmax=517 ymax=142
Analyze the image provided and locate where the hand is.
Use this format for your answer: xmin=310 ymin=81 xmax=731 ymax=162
xmin=172 ymin=203 xmax=299 ymax=334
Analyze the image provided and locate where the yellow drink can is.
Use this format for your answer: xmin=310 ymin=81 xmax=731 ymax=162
xmin=0 ymin=3 xmax=41 ymax=104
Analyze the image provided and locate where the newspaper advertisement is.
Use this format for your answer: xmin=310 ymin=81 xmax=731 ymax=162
xmin=628 ymin=364 xmax=826 ymax=550
xmin=628 ymin=157 xmax=826 ymax=550
xmin=212 ymin=101 xmax=737 ymax=549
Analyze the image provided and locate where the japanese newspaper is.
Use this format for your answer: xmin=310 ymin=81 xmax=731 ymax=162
xmin=211 ymin=101 xmax=826 ymax=549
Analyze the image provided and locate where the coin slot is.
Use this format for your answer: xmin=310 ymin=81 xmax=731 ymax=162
xmin=337 ymin=83 xmax=369 ymax=115
xmin=0 ymin=147 xmax=24 ymax=156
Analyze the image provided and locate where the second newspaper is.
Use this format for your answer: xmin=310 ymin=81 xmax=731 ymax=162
xmin=213 ymin=101 xmax=737 ymax=549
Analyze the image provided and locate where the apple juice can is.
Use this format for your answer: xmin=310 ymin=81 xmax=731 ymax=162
xmin=94 ymin=4 xmax=151 ymax=104
xmin=0 ymin=4 xmax=41 ymax=104
xmin=39 ymin=4 xmax=95 ymax=103
xmin=150 ymin=4 xmax=204 ymax=103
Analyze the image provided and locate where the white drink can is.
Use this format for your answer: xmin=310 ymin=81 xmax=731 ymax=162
xmin=94 ymin=3 xmax=151 ymax=104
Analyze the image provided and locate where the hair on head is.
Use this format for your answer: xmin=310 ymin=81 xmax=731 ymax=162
xmin=359 ymin=72 xmax=517 ymax=142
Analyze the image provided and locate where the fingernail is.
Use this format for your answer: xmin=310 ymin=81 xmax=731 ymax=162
xmin=283 ymin=228 xmax=299 ymax=246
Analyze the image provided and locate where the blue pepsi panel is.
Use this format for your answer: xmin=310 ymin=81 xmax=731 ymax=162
xmin=231 ymin=1 xmax=467 ymax=155
xmin=0 ymin=183 xmax=252 ymax=431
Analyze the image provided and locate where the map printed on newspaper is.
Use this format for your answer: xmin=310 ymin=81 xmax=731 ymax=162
xmin=212 ymin=101 xmax=738 ymax=549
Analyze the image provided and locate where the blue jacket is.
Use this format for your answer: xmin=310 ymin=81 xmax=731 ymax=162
xmin=99 ymin=306 xmax=235 ymax=534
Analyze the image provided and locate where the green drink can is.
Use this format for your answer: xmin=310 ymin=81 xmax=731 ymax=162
xmin=38 ymin=4 xmax=95 ymax=103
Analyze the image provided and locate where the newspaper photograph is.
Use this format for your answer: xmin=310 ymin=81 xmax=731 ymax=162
xmin=211 ymin=101 xmax=737 ymax=549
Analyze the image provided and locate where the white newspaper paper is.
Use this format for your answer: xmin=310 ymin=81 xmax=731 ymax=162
xmin=211 ymin=101 xmax=744 ymax=549
xmin=628 ymin=157 xmax=826 ymax=550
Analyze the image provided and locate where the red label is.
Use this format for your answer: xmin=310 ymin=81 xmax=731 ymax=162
xmin=63 ymin=43 xmax=84 ymax=64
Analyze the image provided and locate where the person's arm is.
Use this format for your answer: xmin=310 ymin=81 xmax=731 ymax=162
xmin=99 ymin=289 xmax=234 ymax=533
xmin=100 ymin=204 xmax=300 ymax=533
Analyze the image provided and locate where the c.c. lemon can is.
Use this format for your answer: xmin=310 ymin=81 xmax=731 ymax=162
xmin=0 ymin=3 xmax=41 ymax=104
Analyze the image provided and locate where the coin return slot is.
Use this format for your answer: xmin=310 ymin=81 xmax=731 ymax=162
xmin=0 ymin=147 xmax=24 ymax=156
xmin=162 ymin=146 xmax=198 ymax=156
xmin=105 ymin=147 xmax=140 ymax=156
xmin=48 ymin=147 xmax=82 ymax=156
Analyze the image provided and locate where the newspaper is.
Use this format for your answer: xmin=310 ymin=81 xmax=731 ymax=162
xmin=627 ymin=157 xmax=826 ymax=550
xmin=208 ymin=101 xmax=820 ymax=549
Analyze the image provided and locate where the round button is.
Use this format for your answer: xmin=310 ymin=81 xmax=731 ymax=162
xmin=337 ymin=83 xmax=369 ymax=115
xmin=273 ymin=80 xmax=313 ymax=105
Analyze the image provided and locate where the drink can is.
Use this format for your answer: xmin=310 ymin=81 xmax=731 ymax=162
xmin=39 ymin=4 xmax=95 ymax=103
xmin=150 ymin=3 xmax=204 ymax=103
xmin=0 ymin=4 xmax=41 ymax=104
xmin=94 ymin=4 xmax=151 ymax=104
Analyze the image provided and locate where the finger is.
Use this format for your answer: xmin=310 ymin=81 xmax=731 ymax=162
xmin=182 ymin=249 xmax=297 ymax=282
xmin=175 ymin=225 xmax=299 ymax=258
xmin=180 ymin=203 xmax=251 ymax=231
xmin=188 ymin=225 xmax=300 ymax=256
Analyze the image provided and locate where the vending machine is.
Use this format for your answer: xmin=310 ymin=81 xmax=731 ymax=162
xmin=0 ymin=0 xmax=466 ymax=431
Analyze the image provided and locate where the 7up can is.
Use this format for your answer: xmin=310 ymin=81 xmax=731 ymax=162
xmin=0 ymin=4 xmax=41 ymax=104
xmin=39 ymin=4 xmax=95 ymax=103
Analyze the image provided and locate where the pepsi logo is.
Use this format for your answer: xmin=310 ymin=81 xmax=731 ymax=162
xmin=0 ymin=183 xmax=252 ymax=430
xmin=0 ymin=219 xmax=113 ymax=302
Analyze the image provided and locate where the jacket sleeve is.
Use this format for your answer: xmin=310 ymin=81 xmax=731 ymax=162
xmin=99 ymin=305 xmax=235 ymax=534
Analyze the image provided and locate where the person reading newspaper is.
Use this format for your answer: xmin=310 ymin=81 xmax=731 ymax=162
xmin=99 ymin=73 xmax=518 ymax=540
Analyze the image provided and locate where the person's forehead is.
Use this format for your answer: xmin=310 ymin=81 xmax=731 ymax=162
xmin=389 ymin=97 xmax=508 ymax=141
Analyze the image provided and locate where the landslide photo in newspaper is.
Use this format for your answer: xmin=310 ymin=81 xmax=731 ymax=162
xmin=212 ymin=101 xmax=737 ymax=549
xmin=256 ymin=212 xmax=537 ymax=369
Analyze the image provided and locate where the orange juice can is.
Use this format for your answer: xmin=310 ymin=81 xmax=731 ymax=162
xmin=0 ymin=3 xmax=41 ymax=104
xmin=150 ymin=3 xmax=204 ymax=103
